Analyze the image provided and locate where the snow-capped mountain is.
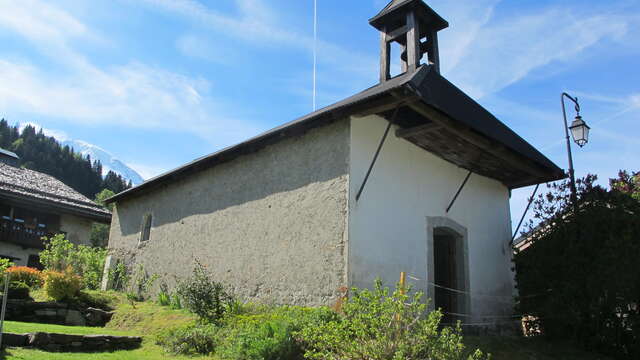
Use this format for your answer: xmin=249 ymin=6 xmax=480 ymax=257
xmin=62 ymin=140 xmax=145 ymax=185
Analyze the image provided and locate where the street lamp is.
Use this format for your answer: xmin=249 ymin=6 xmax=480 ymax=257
xmin=569 ymin=115 xmax=590 ymax=148
xmin=561 ymin=92 xmax=591 ymax=206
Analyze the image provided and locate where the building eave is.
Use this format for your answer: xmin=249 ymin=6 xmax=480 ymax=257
xmin=107 ymin=65 xmax=564 ymax=204
xmin=0 ymin=191 xmax=111 ymax=223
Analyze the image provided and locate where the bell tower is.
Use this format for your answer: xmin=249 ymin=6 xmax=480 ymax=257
xmin=370 ymin=0 xmax=449 ymax=82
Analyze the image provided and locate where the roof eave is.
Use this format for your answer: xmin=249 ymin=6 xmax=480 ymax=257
xmin=0 ymin=191 xmax=112 ymax=223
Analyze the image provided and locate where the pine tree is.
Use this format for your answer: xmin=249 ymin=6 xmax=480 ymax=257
xmin=0 ymin=120 xmax=132 ymax=198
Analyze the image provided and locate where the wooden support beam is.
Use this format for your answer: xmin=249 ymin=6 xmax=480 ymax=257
xmin=385 ymin=25 xmax=408 ymax=42
xmin=380 ymin=27 xmax=391 ymax=82
xmin=408 ymin=102 xmax=549 ymax=178
xmin=352 ymin=97 xmax=409 ymax=118
xmin=395 ymin=123 xmax=442 ymax=138
xmin=427 ymin=30 xmax=440 ymax=73
xmin=400 ymin=44 xmax=408 ymax=73
xmin=405 ymin=12 xmax=420 ymax=72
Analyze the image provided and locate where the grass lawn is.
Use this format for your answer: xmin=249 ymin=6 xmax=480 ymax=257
xmin=1 ymin=317 xmax=207 ymax=360
xmin=0 ymin=299 xmax=208 ymax=360
xmin=0 ymin=293 xmax=610 ymax=360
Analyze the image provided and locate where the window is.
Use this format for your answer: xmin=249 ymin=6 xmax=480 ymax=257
xmin=27 ymin=255 xmax=44 ymax=270
xmin=140 ymin=213 xmax=153 ymax=243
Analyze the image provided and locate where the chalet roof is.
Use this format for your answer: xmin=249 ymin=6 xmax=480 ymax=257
xmin=0 ymin=163 xmax=111 ymax=222
xmin=369 ymin=0 xmax=449 ymax=32
xmin=107 ymin=65 xmax=565 ymax=204
xmin=0 ymin=148 xmax=18 ymax=159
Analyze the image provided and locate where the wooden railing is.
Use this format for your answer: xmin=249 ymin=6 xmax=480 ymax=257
xmin=0 ymin=218 xmax=53 ymax=250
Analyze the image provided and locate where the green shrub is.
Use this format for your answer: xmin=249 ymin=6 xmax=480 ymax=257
xmin=515 ymin=172 xmax=640 ymax=358
xmin=40 ymin=234 xmax=108 ymax=290
xmin=158 ymin=292 xmax=170 ymax=306
xmin=108 ymin=261 xmax=130 ymax=291
xmin=156 ymin=323 xmax=218 ymax=356
xmin=43 ymin=268 xmax=82 ymax=301
xmin=177 ymin=261 xmax=233 ymax=324
xmin=170 ymin=292 xmax=182 ymax=310
xmin=126 ymin=264 xmax=158 ymax=301
xmin=0 ymin=258 xmax=13 ymax=274
xmin=6 ymin=281 xmax=31 ymax=300
xmin=299 ymin=280 xmax=487 ymax=360
xmin=75 ymin=290 xmax=119 ymax=310
xmin=216 ymin=318 xmax=297 ymax=360
xmin=216 ymin=307 xmax=335 ymax=360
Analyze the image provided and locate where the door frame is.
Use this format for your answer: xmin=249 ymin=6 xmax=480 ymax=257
xmin=426 ymin=216 xmax=471 ymax=319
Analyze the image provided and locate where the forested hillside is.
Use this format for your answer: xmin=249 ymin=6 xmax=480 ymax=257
xmin=0 ymin=119 xmax=131 ymax=199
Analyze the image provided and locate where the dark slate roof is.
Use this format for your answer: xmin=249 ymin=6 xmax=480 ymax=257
xmin=0 ymin=163 xmax=111 ymax=222
xmin=107 ymin=65 xmax=564 ymax=204
xmin=0 ymin=148 xmax=18 ymax=159
xmin=369 ymin=0 xmax=449 ymax=32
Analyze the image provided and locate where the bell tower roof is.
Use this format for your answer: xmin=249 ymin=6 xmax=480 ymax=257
xmin=369 ymin=0 xmax=449 ymax=34
xmin=371 ymin=0 xmax=449 ymax=82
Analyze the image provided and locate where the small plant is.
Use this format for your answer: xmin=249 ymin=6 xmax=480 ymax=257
xmin=5 ymin=266 xmax=44 ymax=288
xmin=108 ymin=261 xmax=130 ymax=291
xmin=128 ymin=264 xmax=158 ymax=301
xmin=126 ymin=292 xmax=139 ymax=309
xmin=156 ymin=323 xmax=218 ymax=355
xmin=177 ymin=260 xmax=233 ymax=324
xmin=170 ymin=292 xmax=183 ymax=310
xmin=43 ymin=267 xmax=82 ymax=301
xmin=157 ymin=282 xmax=171 ymax=306
xmin=0 ymin=258 xmax=13 ymax=274
xmin=299 ymin=280 xmax=487 ymax=360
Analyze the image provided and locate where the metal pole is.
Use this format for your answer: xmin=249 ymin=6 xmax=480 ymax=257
xmin=446 ymin=171 xmax=472 ymax=213
xmin=510 ymin=183 xmax=540 ymax=246
xmin=561 ymin=92 xmax=579 ymax=209
xmin=0 ymin=272 xmax=11 ymax=348
xmin=355 ymin=104 xmax=402 ymax=202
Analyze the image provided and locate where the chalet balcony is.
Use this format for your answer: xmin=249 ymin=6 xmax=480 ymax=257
xmin=0 ymin=218 xmax=54 ymax=250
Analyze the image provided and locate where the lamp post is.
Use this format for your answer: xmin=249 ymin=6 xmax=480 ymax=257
xmin=561 ymin=92 xmax=591 ymax=207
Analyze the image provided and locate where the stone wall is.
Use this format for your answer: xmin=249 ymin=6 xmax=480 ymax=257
xmin=3 ymin=299 xmax=113 ymax=327
xmin=3 ymin=332 xmax=142 ymax=352
xmin=108 ymin=120 xmax=350 ymax=306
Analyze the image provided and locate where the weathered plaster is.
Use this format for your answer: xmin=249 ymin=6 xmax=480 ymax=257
xmin=348 ymin=115 xmax=515 ymax=323
xmin=108 ymin=120 xmax=350 ymax=306
xmin=0 ymin=242 xmax=39 ymax=266
xmin=59 ymin=214 xmax=93 ymax=246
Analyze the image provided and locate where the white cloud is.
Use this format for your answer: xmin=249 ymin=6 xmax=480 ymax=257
xmin=0 ymin=58 xmax=259 ymax=144
xmin=0 ymin=0 xmax=262 ymax=147
xmin=128 ymin=162 xmax=172 ymax=180
xmin=143 ymin=0 xmax=377 ymax=88
xmin=444 ymin=7 xmax=628 ymax=99
xmin=17 ymin=121 xmax=69 ymax=141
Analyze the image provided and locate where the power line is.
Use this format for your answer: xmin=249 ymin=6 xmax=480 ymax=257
xmin=312 ymin=0 xmax=318 ymax=111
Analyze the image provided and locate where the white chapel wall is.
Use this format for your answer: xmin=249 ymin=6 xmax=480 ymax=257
xmin=348 ymin=114 xmax=515 ymax=320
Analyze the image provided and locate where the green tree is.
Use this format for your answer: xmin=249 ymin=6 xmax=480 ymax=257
xmin=515 ymin=170 xmax=640 ymax=359
xmin=0 ymin=120 xmax=131 ymax=198
xmin=90 ymin=189 xmax=115 ymax=247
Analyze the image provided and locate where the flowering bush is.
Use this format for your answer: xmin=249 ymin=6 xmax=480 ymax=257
xmin=40 ymin=234 xmax=108 ymax=290
xmin=43 ymin=267 xmax=82 ymax=301
xmin=299 ymin=280 xmax=487 ymax=360
xmin=6 ymin=266 xmax=44 ymax=288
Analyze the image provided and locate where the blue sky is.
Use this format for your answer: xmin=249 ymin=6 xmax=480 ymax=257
xmin=0 ymin=0 xmax=638 ymax=230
